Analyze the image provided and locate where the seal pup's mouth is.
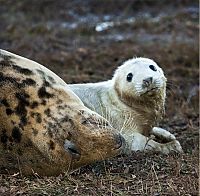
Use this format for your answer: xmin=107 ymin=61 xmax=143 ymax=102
xmin=140 ymin=86 xmax=159 ymax=96
xmin=139 ymin=76 xmax=163 ymax=96
xmin=145 ymin=86 xmax=159 ymax=93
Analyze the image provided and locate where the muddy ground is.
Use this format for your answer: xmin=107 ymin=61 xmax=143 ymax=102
xmin=0 ymin=0 xmax=199 ymax=195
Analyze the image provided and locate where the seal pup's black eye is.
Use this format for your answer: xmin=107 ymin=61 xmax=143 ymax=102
xmin=149 ymin=65 xmax=157 ymax=71
xmin=126 ymin=73 xmax=133 ymax=82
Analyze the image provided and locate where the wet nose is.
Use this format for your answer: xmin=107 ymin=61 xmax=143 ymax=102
xmin=64 ymin=140 xmax=81 ymax=159
xmin=143 ymin=77 xmax=153 ymax=87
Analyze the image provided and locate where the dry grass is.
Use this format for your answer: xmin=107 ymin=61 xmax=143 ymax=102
xmin=0 ymin=152 xmax=198 ymax=195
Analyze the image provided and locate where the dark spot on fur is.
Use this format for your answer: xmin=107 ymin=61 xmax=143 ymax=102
xmin=38 ymin=86 xmax=54 ymax=99
xmin=15 ymin=92 xmax=30 ymax=104
xmin=0 ymin=52 xmax=12 ymax=60
xmin=48 ymin=129 xmax=53 ymax=138
xmin=32 ymin=128 xmax=38 ymax=136
xmin=15 ymin=92 xmax=30 ymax=126
xmin=1 ymin=130 xmax=8 ymax=144
xmin=20 ymin=116 xmax=28 ymax=126
xmin=0 ymin=54 xmax=13 ymax=68
xmin=22 ymin=78 xmax=36 ymax=86
xmin=0 ymin=72 xmax=18 ymax=86
xmin=48 ymin=76 xmax=56 ymax=84
xmin=60 ymin=116 xmax=70 ymax=123
xmin=12 ymin=127 xmax=22 ymax=143
xmin=0 ymin=72 xmax=5 ymax=83
xmin=6 ymin=108 xmax=13 ymax=115
xmin=79 ymin=110 xmax=84 ymax=115
xmin=41 ymin=100 xmax=47 ymax=105
xmin=12 ymin=64 xmax=33 ymax=75
xmin=48 ymin=122 xmax=54 ymax=129
xmin=49 ymin=140 xmax=55 ymax=150
xmin=47 ymin=121 xmax=59 ymax=135
xmin=0 ymin=59 xmax=12 ymax=67
xmin=44 ymin=108 xmax=51 ymax=117
xmin=36 ymin=69 xmax=45 ymax=76
xmin=56 ymin=99 xmax=63 ymax=104
xmin=30 ymin=101 xmax=39 ymax=109
xmin=0 ymin=99 xmax=10 ymax=107
xmin=31 ymin=112 xmax=42 ymax=123
xmin=44 ymin=80 xmax=50 ymax=87
xmin=0 ymin=72 xmax=29 ymax=89
xmin=35 ymin=113 xmax=42 ymax=123
xmin=37 ymin=70 xmax=54 ymax=86
xmin=57 ymin=105 xmax=65 ymax=110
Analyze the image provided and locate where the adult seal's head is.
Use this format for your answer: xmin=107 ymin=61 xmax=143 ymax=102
xmin=0 ymin=49 xmax=125 ymax=176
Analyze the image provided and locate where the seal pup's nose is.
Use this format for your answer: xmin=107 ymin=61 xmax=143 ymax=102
xmin=143 ymin=77 xmax=153 ymax=87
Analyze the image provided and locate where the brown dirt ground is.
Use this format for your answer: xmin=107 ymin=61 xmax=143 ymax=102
xmin=0 ymin=0 xmax=199 ymax=195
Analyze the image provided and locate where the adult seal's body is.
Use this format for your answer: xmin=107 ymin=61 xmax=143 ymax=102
xmin=69 ymin=58 xmax=183 ymax=154
xmin=0 ymin=49 xmax=124 ymax=176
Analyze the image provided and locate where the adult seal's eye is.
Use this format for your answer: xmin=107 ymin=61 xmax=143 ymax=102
xmin=126 ymin=73 xmax=133 ymax=82
xmin=149 ymin=65 xmax=157 ymax=71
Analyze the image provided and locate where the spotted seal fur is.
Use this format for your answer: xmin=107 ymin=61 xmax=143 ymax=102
xmin=0 ymin=49 xmax=125 ymax=176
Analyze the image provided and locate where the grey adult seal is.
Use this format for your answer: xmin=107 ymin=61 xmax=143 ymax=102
xmin=0 ymin=49 xmax=125 ymax=176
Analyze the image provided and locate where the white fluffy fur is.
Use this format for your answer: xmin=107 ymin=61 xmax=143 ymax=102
xmin=69 ymin=57 xmax=183 ymax=154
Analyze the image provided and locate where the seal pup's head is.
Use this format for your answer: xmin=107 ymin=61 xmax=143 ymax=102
xmin=113 ymin=57 xmax=166 ymax=99
xmin=113 ymin=57 xmax=166 ymax=119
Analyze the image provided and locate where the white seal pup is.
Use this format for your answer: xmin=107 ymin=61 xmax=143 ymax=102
xmin=69 ymin=57 xmax=183 ymax=154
